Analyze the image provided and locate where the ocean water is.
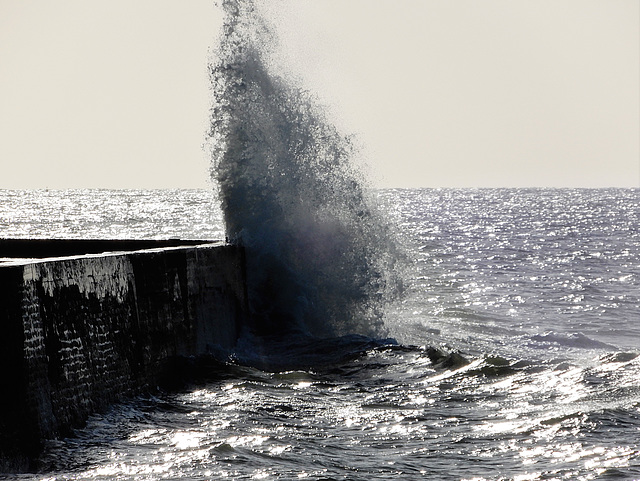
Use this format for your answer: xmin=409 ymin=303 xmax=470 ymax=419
xmin=1 ymin=187 xmax=639 ymax=480
xmin=0 ymin=189 xmax=224 ymax=241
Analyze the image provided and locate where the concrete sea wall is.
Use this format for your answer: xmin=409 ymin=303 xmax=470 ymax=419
xmin=0 ymin=241 xmax=247 ymax=459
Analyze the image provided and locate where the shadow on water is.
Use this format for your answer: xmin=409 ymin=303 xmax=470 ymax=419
xmin=163 ymin=333 xmax=402 ymax=384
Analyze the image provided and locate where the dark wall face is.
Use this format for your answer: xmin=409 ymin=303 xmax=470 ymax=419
xmin=0 ymin=243 xmax=247 ymax=465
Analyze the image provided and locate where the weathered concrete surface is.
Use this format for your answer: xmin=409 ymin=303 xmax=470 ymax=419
xmin=0 ymin=242 xmax=247 ymax=459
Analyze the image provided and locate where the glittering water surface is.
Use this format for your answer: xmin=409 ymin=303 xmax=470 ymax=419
xmin=2 ymin=188 xmax=640 ymax=481
xmin=0 ymin=189 xmax=224 ymax=240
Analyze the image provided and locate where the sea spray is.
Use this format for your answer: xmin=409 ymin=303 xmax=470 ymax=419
xmin=208 ymin=0 xmax=400 ymax=338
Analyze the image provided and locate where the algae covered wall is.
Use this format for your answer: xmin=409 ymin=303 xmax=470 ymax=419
xmin=0 ymin=243 xmax=247 ymax=458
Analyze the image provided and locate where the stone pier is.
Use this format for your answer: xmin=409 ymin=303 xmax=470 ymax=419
xmin=0 ymin=240 xmax=247 ymax=460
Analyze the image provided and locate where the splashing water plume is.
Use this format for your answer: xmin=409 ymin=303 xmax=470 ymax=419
xmin=207 ymin=0 xmax=399 ymax=338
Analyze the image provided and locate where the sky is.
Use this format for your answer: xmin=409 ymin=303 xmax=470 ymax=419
xmin=0 ymin=0 xmax=638 ymax=189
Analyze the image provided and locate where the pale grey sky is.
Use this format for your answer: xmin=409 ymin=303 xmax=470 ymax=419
xmin=0 ymin=0 xmax=638 ymax=189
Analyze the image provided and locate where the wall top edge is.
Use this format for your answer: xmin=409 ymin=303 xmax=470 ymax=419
xmin=0 ymin=241 xmax=228 ymax=268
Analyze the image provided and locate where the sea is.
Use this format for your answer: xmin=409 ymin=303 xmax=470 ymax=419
xmin=1 ymin=187 xmax=639 ymax=480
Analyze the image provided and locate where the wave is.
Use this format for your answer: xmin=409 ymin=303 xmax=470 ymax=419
xmin=207 ymin=0 xmax=401 ymax=339
xmin=230 ymin=333 xmax=399 ymax=372
xmin=528 ymin=331 xmax=617 ymax=350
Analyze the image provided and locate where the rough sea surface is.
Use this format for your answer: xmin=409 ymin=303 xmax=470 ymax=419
xmin=1 ymin=187 xmax=639 ymax=481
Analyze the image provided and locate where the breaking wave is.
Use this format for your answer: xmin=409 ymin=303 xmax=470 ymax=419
xmin=207 ymin=0 xmax=400 ymax=338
